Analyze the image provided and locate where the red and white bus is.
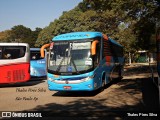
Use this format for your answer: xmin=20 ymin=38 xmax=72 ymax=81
xmin=0 ymin=43 xmax=30 ymax=84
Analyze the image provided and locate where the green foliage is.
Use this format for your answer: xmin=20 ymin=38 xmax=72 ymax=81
xmin=10 ymin=25 xmax=32 ymax=42
xmin=0 ymin=25 xmax=42 ymax=47
xmin=0 ymin=30 xmax=12 ymax=42
xmin=2 ymin=0 xmax=157 ymax=53
xmin=35 ymin=27 xmax=53 ymax=47
xmin=0 ymin=0 xmax=159 ymax=52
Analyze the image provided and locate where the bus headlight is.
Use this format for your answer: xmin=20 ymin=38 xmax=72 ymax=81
xmin=81 ymin=74 xmax=95 ymax=82
xmin=30 ymin=67 xmax=36 ymax=75
xmin=48 ymin=77 xmax=54 ymax=81
xmin=88 ymin=84 xmax=92 ymax=88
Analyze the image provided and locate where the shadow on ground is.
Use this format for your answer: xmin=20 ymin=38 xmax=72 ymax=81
xmin=18 ymin=78 xmax=159 ymax=119
xmin=0 ymin=79 xmax=45 ymax=88
xmin=52 ymin=82 xmax=113 ymax=97
xmin=123 ymin=64 xmax=159 ymax=110
xmin=6 ymin=64 xmax=159 ymax=119
xmin=141 ymin=77 xmax=159 ymax=110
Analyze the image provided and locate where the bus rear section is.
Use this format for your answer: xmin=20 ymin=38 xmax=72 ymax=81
xmin=30 ymin=48 xmax=47 ymax=78
xmin=0 ymin=43 xmax=30 ymax=84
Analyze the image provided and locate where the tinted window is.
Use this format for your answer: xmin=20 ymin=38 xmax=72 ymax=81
xmin=111 ymin=43 xmax=123 ymax=57
xmin=0 ymin=46 xmax=26 ymax=59
xmin=30 ymin=51 xmax=44 ymax=60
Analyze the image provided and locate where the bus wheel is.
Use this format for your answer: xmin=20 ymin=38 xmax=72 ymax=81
xmin=117 ymin=67 xmax=123 ymax=81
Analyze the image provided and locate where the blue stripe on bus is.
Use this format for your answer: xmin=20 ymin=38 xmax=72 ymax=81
xmin=53 ymin=32 xmax=103 ymax=41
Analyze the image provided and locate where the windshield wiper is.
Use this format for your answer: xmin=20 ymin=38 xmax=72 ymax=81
xmin=56 ymin=57 xmax=79 ymax=74
xmin=69 ymin=43 xmax=80 ymax=74
xmin=55 ymin=57 xmax=66 ymax=73
xmin=55 ymin=42 xmax=80 ymax=74
xmin=70 ymin=58 xmax=80 ymax=74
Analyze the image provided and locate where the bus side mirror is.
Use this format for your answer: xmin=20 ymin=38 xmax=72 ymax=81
xmin=91 ymin=40 xmax=99 ymax=55
xmin=40 ymin=44 xmax=50 ymax=58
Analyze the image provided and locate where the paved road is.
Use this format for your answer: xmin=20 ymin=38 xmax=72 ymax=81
xmin=0 ymin=64 xmax=159 ymax=119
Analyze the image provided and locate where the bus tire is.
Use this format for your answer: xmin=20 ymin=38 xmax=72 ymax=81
xmin=118 ymin=67 xmax=123 ymax=81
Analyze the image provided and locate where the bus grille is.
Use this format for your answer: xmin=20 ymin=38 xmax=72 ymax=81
xmin=13 ymin=70 xmax=25 ymax=81
xmin=7 ymin=71 xmax=11 ymax=82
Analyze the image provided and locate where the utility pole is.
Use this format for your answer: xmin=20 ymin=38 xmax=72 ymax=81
xmin=129 ymin=52 xmax=131 ymax=65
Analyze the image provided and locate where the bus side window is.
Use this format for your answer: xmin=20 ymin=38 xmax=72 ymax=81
xmin=94 ymin=43 xmax=100 ymax=67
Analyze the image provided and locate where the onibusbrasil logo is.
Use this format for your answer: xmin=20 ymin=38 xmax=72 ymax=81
xmin=1 ymin=112 xmax=42 ymax=118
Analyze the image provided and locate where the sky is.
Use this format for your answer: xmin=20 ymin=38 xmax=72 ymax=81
xmin=0 ymin=0 xmax=83 ymax=32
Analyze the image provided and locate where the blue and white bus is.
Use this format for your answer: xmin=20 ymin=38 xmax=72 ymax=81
xmin=30 ymin=48 xmax=47 ymax=78
xmin=41 ymin=32 xmax=124 ymax=91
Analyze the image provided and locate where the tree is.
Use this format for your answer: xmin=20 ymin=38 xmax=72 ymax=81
xmin=35 ymin=27 xmax=53 ymax=47
xmin=0 ymin=25 xmax=42 ymax=47
xmin=0 ymin=30 xmax=12 ymax=42
xmin=133 ymin=1 xmax=160 ymax=51
xmin=30 ymin=27 xmax=42 ymax=47
xmin=36 ymin=0 xmax=159 ymax=53
xmin=10 ymin=25 xmax=32 ymax=42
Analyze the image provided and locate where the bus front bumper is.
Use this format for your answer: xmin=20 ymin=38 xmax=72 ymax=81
xmin=47 ymin=79 xmax=95 ymax=91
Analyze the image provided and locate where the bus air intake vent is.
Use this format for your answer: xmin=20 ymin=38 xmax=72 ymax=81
xmin=7 ymin=71 xmax=11 ymax=82
xmin=13 ymin=70 xmax=25 ymax=81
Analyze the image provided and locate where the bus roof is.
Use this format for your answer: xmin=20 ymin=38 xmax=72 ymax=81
xmin=52 ymin=32 xmax=122 ymax=47
xmin=109 ymin=38 xmax=123 ymax=47
xmin=52 ymin=32 xmax=103 ymax=41
xmin=30 ymin=48 xmax=40 ymax=51
xmin=0 ymin=43 xmax=29 ymax=47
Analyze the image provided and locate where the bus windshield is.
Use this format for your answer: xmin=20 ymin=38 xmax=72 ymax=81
xmin=30 ymin=51 xmax=43 ymax=60
xmin=48 ymin=41 xmax=93 ymax=75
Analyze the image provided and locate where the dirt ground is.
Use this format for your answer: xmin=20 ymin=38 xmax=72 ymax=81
xmin=0 ymin=63 xmax=159 ymax=120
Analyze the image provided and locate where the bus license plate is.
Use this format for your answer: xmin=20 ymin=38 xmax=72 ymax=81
xmin=63 ymin=86 xmax=71 ymax=90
